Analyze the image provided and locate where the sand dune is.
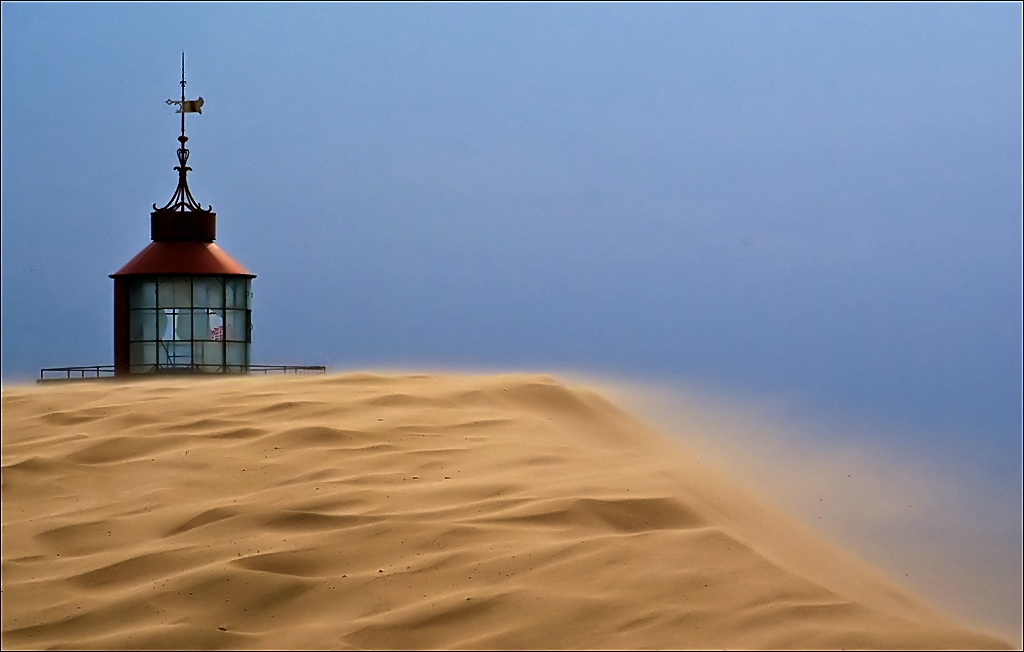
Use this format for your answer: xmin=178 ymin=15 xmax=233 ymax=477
xmin=1 ymin=373 xmax=1010 ymax=649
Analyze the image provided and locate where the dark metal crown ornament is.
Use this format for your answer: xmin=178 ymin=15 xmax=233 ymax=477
xmin=155 ymin=53 xmax=211 ymax=214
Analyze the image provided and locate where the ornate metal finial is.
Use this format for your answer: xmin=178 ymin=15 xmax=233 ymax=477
xmin=155 ymin=53 xmax=211 ymax=213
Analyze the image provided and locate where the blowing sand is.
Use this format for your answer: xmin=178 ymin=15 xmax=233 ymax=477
xmin=1 ymin=373 xmax=1010 ymax=649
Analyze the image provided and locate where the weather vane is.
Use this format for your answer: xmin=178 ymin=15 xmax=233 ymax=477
xmin=155 ymin=53 xmax=211 ymax=213
xmin=165 ymin=52 xmax=204 ymax=117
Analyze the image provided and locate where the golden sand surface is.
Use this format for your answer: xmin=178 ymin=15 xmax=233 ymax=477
xmin=0 ymin=373 xmax=1010 ymax=649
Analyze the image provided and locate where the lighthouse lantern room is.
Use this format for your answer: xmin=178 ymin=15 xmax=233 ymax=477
xmin=110 ymin=56 xmax=254 ymax=376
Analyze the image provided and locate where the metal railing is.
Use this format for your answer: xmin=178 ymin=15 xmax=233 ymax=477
xmin=38 ymin=364 xmax=326 ymax=382
xmin=39 ymin=366 xmax=117 ymax=381
xmin=248 ymin=365 xmax=326 ymax=375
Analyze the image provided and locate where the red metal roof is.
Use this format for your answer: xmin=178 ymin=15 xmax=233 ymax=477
xmin=110 ymin=241 xmax=254 ymax=278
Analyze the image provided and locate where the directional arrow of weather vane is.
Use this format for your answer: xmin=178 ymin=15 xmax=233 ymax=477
xmin=167 ymin=52 xmax=204 ymax=114
xmin=166 ymin=96 xmax=204 ymax=114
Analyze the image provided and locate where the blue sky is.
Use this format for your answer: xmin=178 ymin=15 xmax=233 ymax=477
xmin=2 ymin=4 xmax=1021 ymax=474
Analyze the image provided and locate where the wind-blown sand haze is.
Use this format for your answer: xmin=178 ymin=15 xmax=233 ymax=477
xmin=1 ymin=373 xmax=1011 ymax=649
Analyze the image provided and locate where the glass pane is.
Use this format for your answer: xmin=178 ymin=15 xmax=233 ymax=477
xmin=129 ymin=312 xmax=143 ymax=341
xmin=130 ymin=342 xmax=157 ymax=365
xmin=173 ymin=310 xmax=192 ymax=341
xmin=226 ymin=342 xmax=248 ymax=366
xmin=191 ymin=309 xmax=209 ymax=341
xmin=208 ymin=310 xmax=225 ymax=341
xmin=193 ymin=339 xmax=224 ymax=366
xmin=193 ymin=341 xmax=224 ymax=368
xmin=225 ymin=310 xmax=248 ymax=341
xmin=226 ymin=278 xmax=247 ymax=309
xmin=129 ymin=364 xmax=156 ymax=374
xmin=129 ymin=279 xmax=156 ymax=309
xmin=158 ymin=277 xmax=192 ymax=308
xmin=193 ymin=277 xmax=224 ymax=309
xmin=160 ymin=341 xmax=191 ymax=367
xmin=157 ymin=341 xmax=191 ymax=365
xmin=130 ymin=310 xmax=157 ymax=341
